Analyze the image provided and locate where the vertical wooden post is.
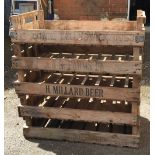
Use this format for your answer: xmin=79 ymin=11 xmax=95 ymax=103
xmin=137 ymin=10 xmax=146 ymax=31
xmin=38 ymin=10 xmax=45 ymax=29
xmin=13 ymin=43 xmax=32 ymax=126
xmin=33 ymin=44 xmax=42 ymax=78
xmin=132 ymin=10 xmax=145 ymax=135
xmin=132 ymin=47 xmax=141 ymax=135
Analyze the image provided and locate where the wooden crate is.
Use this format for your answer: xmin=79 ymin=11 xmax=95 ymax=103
xmin=9 ymin=10 xmax=145 ymax=46
xmin=10 ymin=10 xmax=146 ymax=148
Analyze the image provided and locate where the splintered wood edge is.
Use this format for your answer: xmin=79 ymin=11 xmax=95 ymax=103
xmin=23 ymin=126 xmax=140 ymax=148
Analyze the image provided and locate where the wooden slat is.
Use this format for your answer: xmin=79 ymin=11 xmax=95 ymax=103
xmin=12 ymin=57 xmax=142 ymax=75
xmin=10 ymin=29 xmax=145 ymax=46
xmin=19 ymin=106 xmax=137 ymax=125
xmin=132 ymin=47 xmax=141 ymax=135
xmin=81 ymin=74 xmax=88 ymax=85
xmin=11 ymin=43 xmax=24 ymax=56
xmin=23 ymin=126 xmax=140 ymax=148
xmin=110 ymin=75 xmax=116 ymax=87
xmin=14 ymin=82 xmax=140 ymax=101
xmin=137 ymin=10 xmax=146 ymax=23
xmin=137 ymin=10 xmax=146 ymax=31
xmin=13 ymin=44 xmax=32 ymax=126
xmin=95 ymin=75 xmax=102 ymax=86
xmin=45 ymin=20 xmax=137 ymax=31
xmin=124 ymin=76 xmax=130 ymax=88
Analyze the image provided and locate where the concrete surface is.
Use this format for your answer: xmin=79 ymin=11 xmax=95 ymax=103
xmin=4 ymin=28 xmax=150 ymax=155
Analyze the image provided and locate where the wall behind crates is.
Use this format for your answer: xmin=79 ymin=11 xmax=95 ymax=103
xmin=54 ymin=0 xmax=128 ymax=20
xmin=4 ymin=0 xmax=11 ymax=36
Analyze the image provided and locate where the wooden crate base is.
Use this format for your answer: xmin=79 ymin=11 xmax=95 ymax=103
xmin=17 ymin=72 xmax=140 ymax=148
xmin=23 ymin=123 xmax=140 ymax=148
xmin=20 ymin=91 xmax=140 ymax=148
xmin=10 ymin=10 xmax=146 ymax=149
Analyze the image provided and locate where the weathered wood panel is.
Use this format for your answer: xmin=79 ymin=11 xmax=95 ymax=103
xmin=10 ymin=29 xmax=145 ymax=46
xmin=10 ymin=10 xmax=44 ymax=29
xmin=23 ymin=126 xmax=140 ymax=148
xmin=132 ymin=47 xmax=141 ymax=135
xmin=14 ymin=82 xmax=140 ymax=101
xmin=19 ymin=106 xmax=137 ymax=125
xmin=12 ymin=57 xmax=142 ymax=75
xmin=44 ymin=20 xmax=137 ymax=31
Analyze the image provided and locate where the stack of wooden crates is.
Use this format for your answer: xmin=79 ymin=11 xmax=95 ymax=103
xmin=10 ymin=9 xmax=146 ymax=147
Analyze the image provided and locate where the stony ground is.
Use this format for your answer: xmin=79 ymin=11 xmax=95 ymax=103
xmin=4 ymin=28 xmax=150 ymax=155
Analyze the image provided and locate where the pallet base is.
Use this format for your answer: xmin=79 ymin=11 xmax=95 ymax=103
xmin=23 ymin=126 xmax=139 ymax=148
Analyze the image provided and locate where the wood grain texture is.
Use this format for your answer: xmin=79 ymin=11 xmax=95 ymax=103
xmin=10 ymin=29 xmax=145 ymax=46
xmin=132 ymin=47 xmax=141 ymax=135
xmin=13 ymin=44 xmax=32 ymax=126
xmin=10 ymin=10 xmax=44 ymax=29
xmin=44 ymin=20 xmax=137 ymax=31
xmin=19 ymin=106 xmax=137 ymax=125
xmin=12 ymin=57 xmax=142 ymax=75
xmin=137 ymin=10 xmax=146 ymax=31
xmin=23 ymin=126 xmax=140 ymax=148
xmin=14 ymin=82 xmax=140 ymax=101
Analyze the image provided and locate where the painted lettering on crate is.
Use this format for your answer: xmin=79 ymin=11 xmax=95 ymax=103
xmin=32 ymin=31 xmax=137 ymax=42
xmin=45 ymin=85 xmax=103 ymax=98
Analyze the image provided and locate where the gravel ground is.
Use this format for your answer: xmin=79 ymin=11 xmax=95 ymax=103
xmin=4 ymin=28 xmax=150 ymax=155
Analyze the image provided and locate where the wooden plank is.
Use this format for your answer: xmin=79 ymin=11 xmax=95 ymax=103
xmin=19 ymin=106 xmax=137 ymax=125
xmin=70 ymin=99 xmax=89 ymax=129
xmin=38 ymin=10 xmax=45 ymax=29
xmin=137 ymin=10 xmax=146 ymax=23
xmin=23 ymin=126 xmax=140 ymax=148
xmin=13 ymin=44 xmax=32 ymax=126
xmin=110 ymin=75 xmax=116 ymax=87
xmin=12 ymin=57 xmax=142 ymax=75
xmin=11 ymin=43 xmax=24 ymax=56
xmin=81 ymin=74 xmax=88 ymax=85
xmin=67 ymin=73 xmax=76 ymax=85
xmin=10 ymin=29 xmax=145 ymax=46
xmin=20 ymin=22 xmax=39 ymax=29
xmin=14 ymin=82 xmax=140 ymax=101
xmin=44 ymin=20 xmax=137 ymax=31
xmin=132 ymin=47 xmax=141 ymax=135
xmin=124 ymin=75 xmax=130 ymax=88
xmin=95 ymin=75 xmax=102 ymax=86
xmin=137 ymin=10 xmax=146 ymax=31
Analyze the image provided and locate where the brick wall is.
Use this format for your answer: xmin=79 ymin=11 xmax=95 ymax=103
xmin=54 ymin=0 xmax=128 ymax=20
